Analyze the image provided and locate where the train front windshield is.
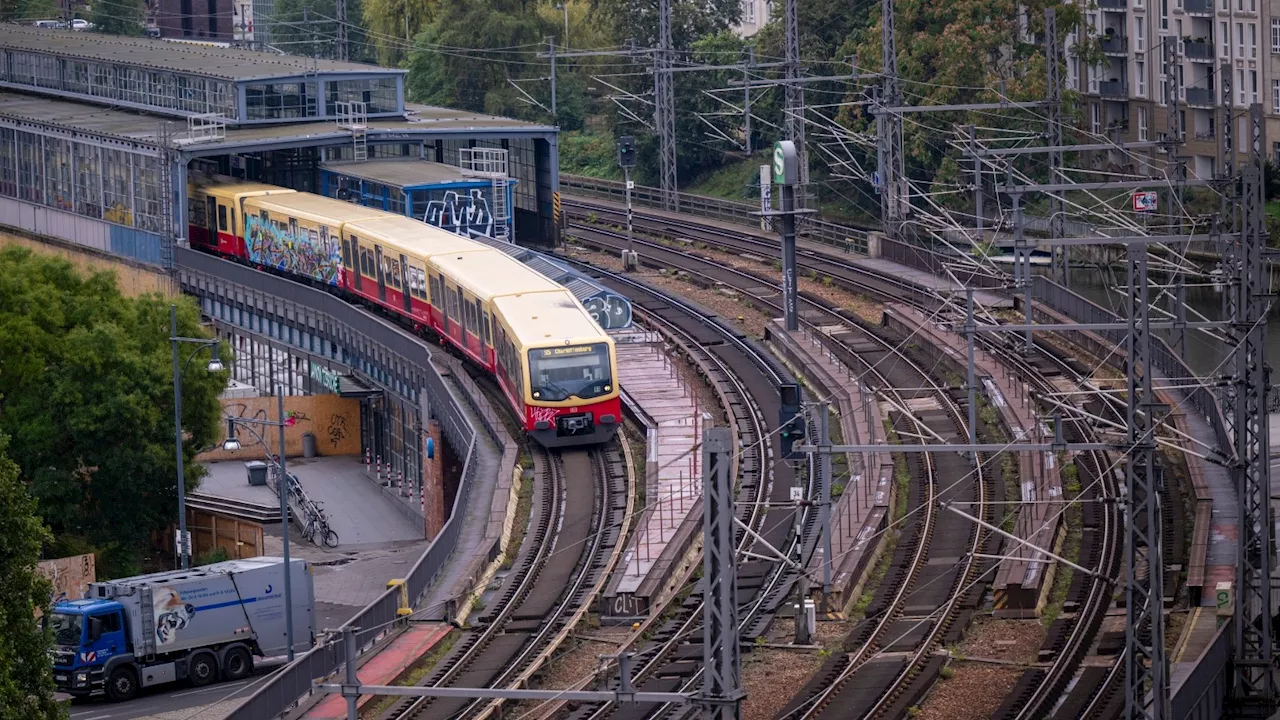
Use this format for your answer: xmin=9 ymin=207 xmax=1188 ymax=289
xmin=528 ymin=343 xmax=613 ymax=401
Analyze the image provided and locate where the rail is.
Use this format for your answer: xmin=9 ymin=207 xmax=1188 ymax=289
xmin=182 ymin=252 xmax=504 ymax=720
xmin=559 ymin=174 xmax=871 ymax=254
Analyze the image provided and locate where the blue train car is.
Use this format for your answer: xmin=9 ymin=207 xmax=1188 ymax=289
xmin=320 ymin=159 xmax=517 ymax=241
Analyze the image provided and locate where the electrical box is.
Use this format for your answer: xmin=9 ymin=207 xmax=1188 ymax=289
xmin=779 ymin=382 xmax=805 ymax=459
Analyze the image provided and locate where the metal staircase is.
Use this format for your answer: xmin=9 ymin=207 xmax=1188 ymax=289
xmin=335 ymin=101 xmax=368 ymax=162
xmin=459 ymin=147 xmax=511 ymax=241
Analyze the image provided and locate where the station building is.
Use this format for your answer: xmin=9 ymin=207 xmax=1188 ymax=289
xmin=0 ymin=25 xmax=561 ymax=269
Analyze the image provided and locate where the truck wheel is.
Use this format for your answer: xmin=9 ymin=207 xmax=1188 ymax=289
xmin=188 ymin=652 xmax=218 ymax=687
xmin=106 ymin=667 xmax=138 ymax=702
xmin=223 ymin=647 xmax=253 ymax=681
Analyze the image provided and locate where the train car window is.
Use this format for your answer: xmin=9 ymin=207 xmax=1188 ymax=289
xmin=217 ymin=204 xmax=227 ymax=231
xmin=389 ymin=259 xmax=402 ymax=289
xmin=429 ymin=275 xmax=441 ymax=304
xmin=446 ymin=286 xmax=457 ymax=319
xmin=231 ymin=209 xmax=237 ymax=235
xmin=482 ymin=311 xmax=491 ymax=345
xmin=475 ymin=300 xmax=484 ymax=338
xmin=342 ymin=237 xmax=352 ymax=266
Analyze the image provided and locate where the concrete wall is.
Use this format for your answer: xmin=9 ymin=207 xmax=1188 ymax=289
xmin=0 ymin=198 xmax=167 ymax=267
xmin=197 ymin=394 xmax=362 ymax=462
xmin=0 ymin=228 xmax=175 ymax=297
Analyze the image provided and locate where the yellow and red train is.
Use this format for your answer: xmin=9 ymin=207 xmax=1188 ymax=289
xmin=187 ymin=177 xmax=620 ymax=447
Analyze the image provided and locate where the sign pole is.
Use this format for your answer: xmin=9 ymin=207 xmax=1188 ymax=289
xmin=773 ymin=141 xmax=799 ymax=332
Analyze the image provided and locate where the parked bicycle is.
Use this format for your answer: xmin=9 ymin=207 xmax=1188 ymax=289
xmin=300 ymin=502 xmax=340 ymax=548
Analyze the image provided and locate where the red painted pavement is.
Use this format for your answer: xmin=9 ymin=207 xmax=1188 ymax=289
xmin=303 ymin=623 xmax=452 ymax=719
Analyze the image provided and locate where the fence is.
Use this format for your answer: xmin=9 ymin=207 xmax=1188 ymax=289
xmin=558 ymin=174 xmax=871 ymax=254
xmin=1171 ymin=618 xmax=1231 ymax=720
xmin=176 ymin=249 xmax=500 ymax=720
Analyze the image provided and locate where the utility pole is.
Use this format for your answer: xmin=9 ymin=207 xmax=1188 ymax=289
xmin=783 ymin=0 xmax=807 ymax=198
xmin=618 ymin=135 xmax=637 ymax=271
xmin=772 ymin=141 xmax=801 ymax=331
xmin=1045 ymin=8 xmax=1066 ymax=285
xmin=1229 ymin=103 xmax=1276 ymax=716
xmin=655 ymin=0 xmax=678 ymax=211
xmin=700 ymin=426 xmax=743 ymax=720
xmin=547 ymin=36 xmax=557 ymax=119
xmin=878 ymin=0 xmax=904 ymax=238
xmin=335 ymin=0 xmax=348 ymax=60
xmin=816 ymin=402 xmax=833 ymax=607
xmin=743 ymin=46 xmax=754 ymax=155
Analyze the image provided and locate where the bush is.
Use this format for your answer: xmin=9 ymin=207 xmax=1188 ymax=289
xmin=196 ymin=547 xmax=230 ymax=566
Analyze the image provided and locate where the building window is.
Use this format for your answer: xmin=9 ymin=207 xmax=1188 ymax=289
xmin=1092 ymin=104 xmax=1101 ymax=134
xmin=245 ymin=81 xmax=319 ymax=120
xmin=1250 ymin=23 xmax=1258 ymax=58
xmin=1139 ymin=106 xmax=1148 ymax=140
xmin=1137 ymin=17 xmax=1146 ymax=51
xmin=1223 ymin=22 xmax=1232 ymax=57
xmin=1238 ymin=23 xmax=1245 ymax=57
xmin=1137 ymin=61 xmax=1147 ymax=96
xmin=1239 ymin=69 xmax=1246 ymax=104
xmin=1251 ymin=70 xmax=1259 ymax=103
xmin=1161 ymin=0 xmax=1168 ymax=30
xmin=1273 ymin=79 xmax=1280 ymax=113
xmin=325 ymin=78 xmax=401 ymax=116
xmin=1273 ymin=142 xmax=1280 ymax=166
xmin=1272 ymin=18 xmax=1280 ymax=52
xmin=742 ymin=0 xmax=755 ymax=23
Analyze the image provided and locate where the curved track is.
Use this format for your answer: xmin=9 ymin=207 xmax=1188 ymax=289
xmin=383 ymin=446 xmax=624 ymax=720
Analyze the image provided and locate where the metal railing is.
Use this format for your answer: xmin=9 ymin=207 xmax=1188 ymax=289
xmin=176 ymin=249 xmax=505 ymax=720
xmin=559 ymin=174 xmax=871 ymax=254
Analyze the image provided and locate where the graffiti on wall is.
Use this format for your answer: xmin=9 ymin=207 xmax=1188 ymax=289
xmin=245 ymin=214 xmax=343 ymax=286
xmin=423 ymin=189 xmax=495 ymax=238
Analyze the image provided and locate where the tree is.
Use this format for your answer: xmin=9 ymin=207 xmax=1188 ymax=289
xmin=362 ymin=0 xmax=436 ymax=65
xmin=90 ymin=0 xmax=145 ymax=35
xmin=0 ymin=0 xmax=57 ymax=22
xmin=405 ymin=0 xmax=547 ymax=116
xmin=0 ymin=435 xmax=66 ymax=720
xmin=0 ymin=248 xmax=228 ymax=577
xmin=272 ymin=0 xmax=374 ymax=63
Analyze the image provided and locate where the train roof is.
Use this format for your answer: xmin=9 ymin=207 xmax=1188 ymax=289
xmin=344 ymin=216 xmax=490 ymax=257
xmin=493 ymin=290 xmax=608 ymax=346
xmin=322 ymin=159 xmax=477 ymax=189
xmin=245 ymin=192 xmax=396 ymax=225
xmin=430 ymin=249 xmax=563 ymax=301
xmin=198 ymin=181 xmax=297 ymax=200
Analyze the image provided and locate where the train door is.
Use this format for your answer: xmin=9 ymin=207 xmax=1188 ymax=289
xmin=204 ymin=196 xmax=217 ymax=246
xmin=399 ymin=254 xmax=412 ymax=313
xmin=341 ymin=230 xmax=354 ymax=288
xmin=350 ymin=235 xmax=363 ymax=292
xmin=374 ymin=244 xmax=386 ymax=302
xmin=480 ymin=301 xmax=493 ymax=364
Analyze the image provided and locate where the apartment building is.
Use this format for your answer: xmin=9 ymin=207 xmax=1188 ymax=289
xmin=735 ymin=0 xmax=770 ymax=37
xmin=1074 ymin=0 xmax=1261 ymax=178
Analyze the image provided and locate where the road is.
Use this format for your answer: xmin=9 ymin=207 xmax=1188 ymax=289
xmin=67 ymin=659 xmax=286 ymax=720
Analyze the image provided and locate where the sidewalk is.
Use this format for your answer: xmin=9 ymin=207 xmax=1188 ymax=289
xmin=300 ymin=623 xmax=452 ymax=719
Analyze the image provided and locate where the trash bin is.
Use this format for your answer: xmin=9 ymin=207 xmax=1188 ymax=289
xmin=246 ymin=461 xmax=268 ymax=486
xmin=302 ymin=432 xmax=318 ymax=459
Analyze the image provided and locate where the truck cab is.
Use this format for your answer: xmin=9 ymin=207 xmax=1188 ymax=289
xmin=49 ymin=599 xmax=128 ymax=697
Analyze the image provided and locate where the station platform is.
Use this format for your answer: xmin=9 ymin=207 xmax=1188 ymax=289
xmin=766 ymin=320 xmax=893 ymax=608
xmin=603 ymin=331 xmax=706 ymax=620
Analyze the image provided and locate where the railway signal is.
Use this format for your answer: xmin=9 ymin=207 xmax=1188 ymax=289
xmin=779 ymin=382 xmax=805 ymax=459
xmin=617 ymin=135 xmax=638 ymax=271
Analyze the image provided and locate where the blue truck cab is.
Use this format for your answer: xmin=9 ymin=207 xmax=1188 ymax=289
xmin=46 ymin=557 xmax=314 ymax=702
xmin=49 ymin=599 xmax=130 ymax=698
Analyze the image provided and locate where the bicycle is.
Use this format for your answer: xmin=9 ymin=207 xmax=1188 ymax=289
xmin=317 ymin=516 xmax=340 ymax=548
xmin=300 ymin=504 xmax=324 ymax=545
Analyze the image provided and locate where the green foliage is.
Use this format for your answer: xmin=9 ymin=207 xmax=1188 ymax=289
xmin=0 ymin=436 xmax=67 ymax=720
xmin=0 ymin=248 xmax=229 ymax=577
xmin=90 ymin=0 xmax=145 ymax=35
xmin=559 ymin=131 xmax=624 ymax=179
xmin=0 ymin=0 xmax=57 ymax=22
xmin=196 ymin=547 xmax=230 ymax=566
xmin=273 ymin=0 xmax=374 ymax=62
xmin=362 ymin=0 xmax=435 ymax=66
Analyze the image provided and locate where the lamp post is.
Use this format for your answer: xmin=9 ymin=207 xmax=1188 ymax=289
xmin=171 ymin=304 xmax=224 ymax=570
xmin=222 ymin=384 xmax=296 ymax=661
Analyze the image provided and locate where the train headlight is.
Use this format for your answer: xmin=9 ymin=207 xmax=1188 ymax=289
xmin=533 ymin=391 xmax=540 ymax=399
xmin=605 ymin=385 xmax=611 ymax=392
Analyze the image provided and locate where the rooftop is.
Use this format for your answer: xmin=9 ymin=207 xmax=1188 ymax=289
xmin=0 ymin=92 xmax=553 ymax=151
xmin=322 ymin=158 xmax=478 ymax=188
xmin=493 ymin=290 xmax=609 ymax=345
xmin=0 ymin=25 xmax=398 ymax=81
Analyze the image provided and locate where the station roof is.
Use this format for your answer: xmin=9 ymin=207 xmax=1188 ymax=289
xmin=0 ymin=92 xmax=553 ymax=152
xmin=322 ymin=159 xmax=476 ymax=188
xmin=0 ymin=25 xmax=397 ymax=81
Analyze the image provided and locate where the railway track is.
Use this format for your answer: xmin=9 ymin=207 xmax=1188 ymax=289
xmin=560 ymin=223 xmax=997 ymax=719
xmin=546 ymin=258 xmax=814 ymax=720
xmin=381 ymin=445 xmax=627 ymax=720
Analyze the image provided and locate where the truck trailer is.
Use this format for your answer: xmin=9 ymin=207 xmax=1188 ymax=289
xmin=48 ymin=556 xmax=314 ymax=701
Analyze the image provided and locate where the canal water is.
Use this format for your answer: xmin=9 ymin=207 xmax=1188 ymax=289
xmin=1061 ymin=267 xmax=1280 ymax=377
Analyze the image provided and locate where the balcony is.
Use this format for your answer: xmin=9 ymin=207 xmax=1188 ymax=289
xmin=1098 ymin=0 xmax=1127 ymax=9
xmin=1184 ymin=40 xmax=1214 ymax=61
xmin=1184 ymin=0 xmax=1213 ymax=14
xmin=1100 ymin=35 xmax=1129 ymax=55
xmin=1099 ymin=80 xmax=1128 ymax=98
xmin=1186 ymin=87 xmax=1215 ymax=107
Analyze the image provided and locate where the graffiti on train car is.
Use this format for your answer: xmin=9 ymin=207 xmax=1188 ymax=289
xmin=245 ymin=214 xmax=344 ymax=286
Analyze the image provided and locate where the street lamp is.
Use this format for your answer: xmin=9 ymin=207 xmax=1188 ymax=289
xmin=171 ymin=304 xmax=225 ymax=571
xmin=222 ymin=384 xmax=297 ymax=661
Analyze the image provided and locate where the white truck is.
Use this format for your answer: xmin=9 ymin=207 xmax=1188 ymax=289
xmin=48 ymin=556 xmax=314 ymax=701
